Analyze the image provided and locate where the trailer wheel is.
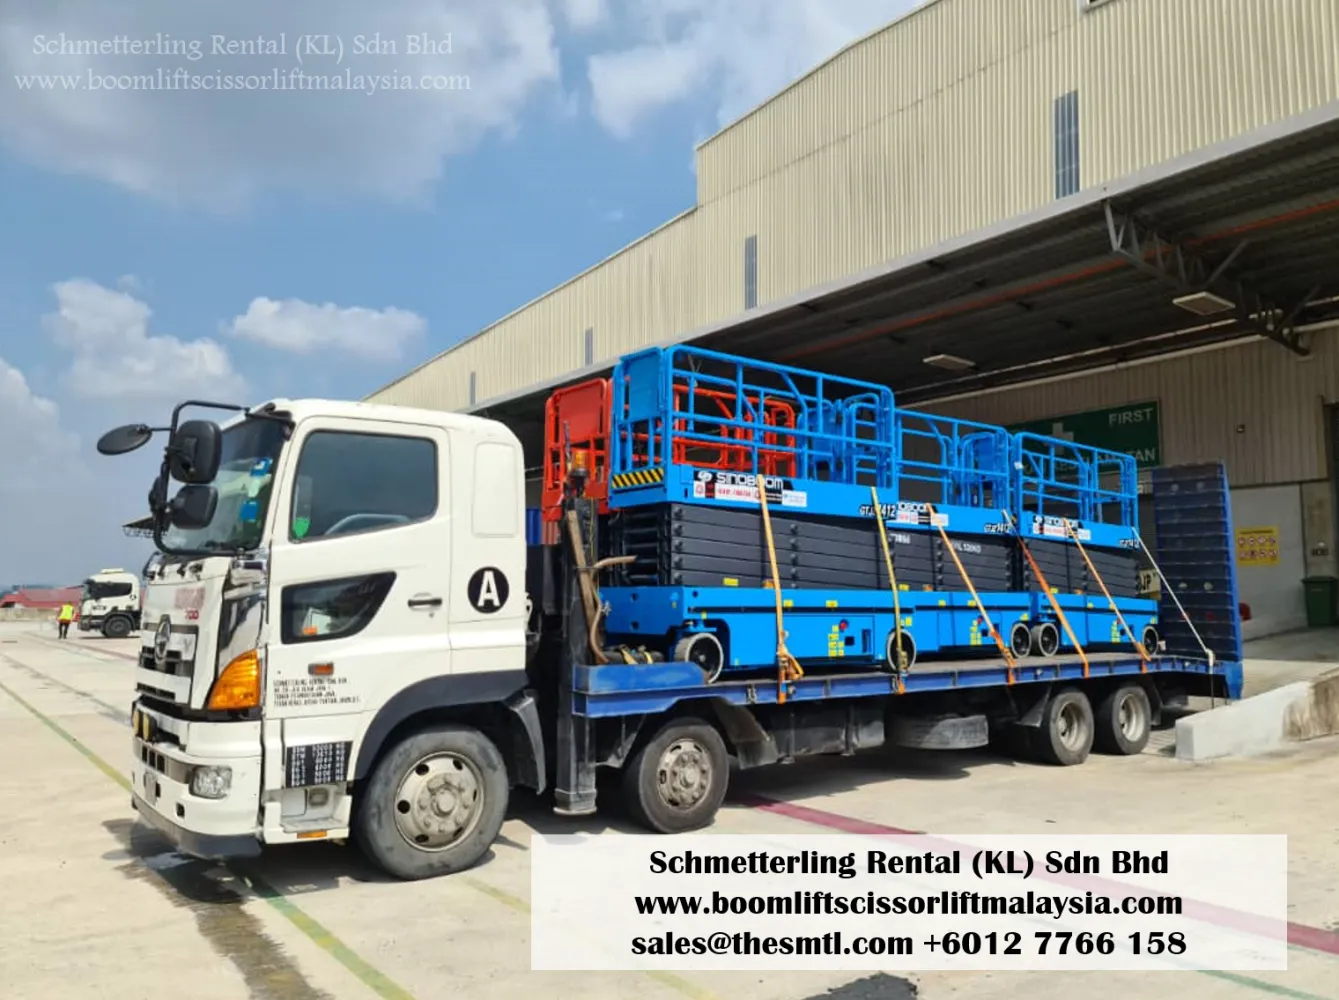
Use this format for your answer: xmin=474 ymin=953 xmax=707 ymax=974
xmin=1141 ymin=624 xmax=1160 ymax=655
xmin=1008 ymin=621 xmax=1032 ymax=659
xmin=1030 ymin=621 xmax=1060 ymax=658
xmin=673 ymin=632 xmax=725 ymax=684
xmin=354 ymin=725 xmax=509 ymax=881
xmin=1032 ymin=688 xmax=1093 ymax=766
xmin=621 ymin=718 xmax=728 ymax=834
xmin=1093 ymin=684 xmax=1151 ymax=756
xmin=883 ymin=629 xmax=917 ymax=673
xmin=102 ymin=615 xmax=133 ymax=639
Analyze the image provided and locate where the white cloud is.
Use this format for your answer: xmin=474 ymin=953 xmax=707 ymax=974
xmin=562 ymin=0 xmax=609 ymax=31
xmin=0 ymin=1 xmax=565 ymax=211
xmin=226 ymin=297 xmax=427 ymax=362
xmin=0 ymin=356 xmax=162 ymax=585
xmin=587 ymin=0 xmax=919 ymax=138
xmin=42 ymin=278 xmax=246 ymax=401
xmin=0 ymin=358 xmax=79 ymax=495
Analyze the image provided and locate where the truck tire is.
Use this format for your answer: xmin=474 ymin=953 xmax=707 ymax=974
xmin=1093 ymin=684 xmax=1151 ymax=756
xmin=103 ymin=615 xmax=133 ymax=639
xmin=354 ymin=725 xmax=509 ymax=881
xmin=1031 ymin=688 xmax=1093 ymax=767
xmin=621 ymin=718 xmax=728 ymax=834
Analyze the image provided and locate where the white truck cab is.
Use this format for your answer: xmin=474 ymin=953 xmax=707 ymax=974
xmin=100 ymin=398 xmax=544 ymax=879
xmin=78 ymin=568 xmax=142 ymax=638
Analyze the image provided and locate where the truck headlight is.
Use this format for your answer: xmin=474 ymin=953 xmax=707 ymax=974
xmin=190 ymin=765 xmax=233 ymax=799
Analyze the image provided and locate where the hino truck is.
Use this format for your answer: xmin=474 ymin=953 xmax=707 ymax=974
xmin=78 ymin=568 xmax=143 ymax=638
xmin=98 ymin=346 xmax=1244 ymax=882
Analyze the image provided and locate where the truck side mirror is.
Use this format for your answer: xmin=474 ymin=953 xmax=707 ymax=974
xmin=168 ymin=485 xmax=218 ymax=529
xmin=96 ymin=424 xmax=154 ymax=456
xmin=168 ymin=420 xmax=223 ymax=484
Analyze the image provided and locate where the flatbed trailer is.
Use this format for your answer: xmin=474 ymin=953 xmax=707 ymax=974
xmin=539 ymin=462 xmax=1243 ymax=829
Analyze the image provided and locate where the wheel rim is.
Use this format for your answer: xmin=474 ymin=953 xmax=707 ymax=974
xmin=1040 ymin=624 xmax=1059 ymax=656
xmin=656 ymin=738 xmax=713 ymax=812
xmin=1056 ymin=702 xmax=1087 ymax=752
xmin=1118 ymin=693 xmax=1146 ymax=741
xmin=393 ymin=752 xmax=485 ymax=852
xmin=1010 ymin=624 xmax=1030 ymax=658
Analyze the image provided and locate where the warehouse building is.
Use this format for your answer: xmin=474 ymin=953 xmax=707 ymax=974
xmin=368 ymin=0 xmax=1339 ymax=639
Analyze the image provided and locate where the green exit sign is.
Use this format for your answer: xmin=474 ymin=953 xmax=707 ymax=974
xmin=1009 ymin=401 xmax=1161 ymax=469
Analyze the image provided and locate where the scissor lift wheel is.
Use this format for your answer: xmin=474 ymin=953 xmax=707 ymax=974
xmin=674 ymin=632 xmax=725 ymax=684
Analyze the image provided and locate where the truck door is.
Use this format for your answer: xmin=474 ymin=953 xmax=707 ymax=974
xmin=261 ymin=416 xmax=452 ymax=811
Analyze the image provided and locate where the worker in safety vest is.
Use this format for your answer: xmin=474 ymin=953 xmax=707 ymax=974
xmin=57 ymin=603 xmax=74 ymax=639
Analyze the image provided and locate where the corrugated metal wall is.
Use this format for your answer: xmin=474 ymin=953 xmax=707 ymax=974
xmin=369 ymin=0 xmax=1339 ymax=412
xmin=925 ymin=327 xmax=1339 ymax=487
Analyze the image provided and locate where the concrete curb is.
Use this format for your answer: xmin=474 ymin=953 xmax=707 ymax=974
xmin=1176 ymin=671 xmax=1339 ymax=761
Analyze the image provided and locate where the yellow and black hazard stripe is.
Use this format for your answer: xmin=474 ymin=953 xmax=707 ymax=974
xmin=610 ymin=467 xmax=666 ymax=489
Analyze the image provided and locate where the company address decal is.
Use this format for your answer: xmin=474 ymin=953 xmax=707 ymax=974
xmin=693 ymin=470 xmax=808 ymax=509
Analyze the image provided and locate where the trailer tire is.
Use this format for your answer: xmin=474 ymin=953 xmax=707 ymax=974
xmin=354 ymin=725 xmax=509 ymax=881
xmin=1032 ymin=688 xmax=1094 ymax=766
xmin=1093 ymin=684 xmax=1151 ymax=756
xmin=102 ymin=615 xmax=133 ymax=639
xmin=621 ymin=718 xmax=728 ymax=834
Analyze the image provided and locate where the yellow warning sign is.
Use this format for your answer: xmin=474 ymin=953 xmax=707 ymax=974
xmin=1236 ymin=526 xmax=1280 ymax=566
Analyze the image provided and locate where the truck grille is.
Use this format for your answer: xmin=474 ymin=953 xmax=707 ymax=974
xmin=138 ymin=646 xmax=193 ymax=678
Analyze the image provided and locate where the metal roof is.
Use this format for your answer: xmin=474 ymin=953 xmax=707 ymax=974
xmin=475 ymin=99 xmax=1339 ymax=446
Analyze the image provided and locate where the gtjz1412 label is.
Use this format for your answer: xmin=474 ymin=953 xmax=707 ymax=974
xmin=858 ymin=502 xmax=948 ymax=527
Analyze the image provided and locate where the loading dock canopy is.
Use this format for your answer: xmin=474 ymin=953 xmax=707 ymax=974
xmin=478 ymin=101 xmax=1339 ymax=454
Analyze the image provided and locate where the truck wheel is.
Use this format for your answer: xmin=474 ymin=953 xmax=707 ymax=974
xmin=103 ymin=615 xmax=132 ymax=639
xmin=621 ymin=718 xmax=728 ymax=834
xmin=354 ymin=725 xmax=509 ymax=881
xmin=1093 ymin=684 xmax=1151 ymax=756
xmin=1030 ymin=622 xmax=1060 ymax=658
xmin=1032 ymin=688 xmax=1093 ymax=766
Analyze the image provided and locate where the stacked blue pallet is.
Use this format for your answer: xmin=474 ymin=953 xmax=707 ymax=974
xmin=555 ymin=344 xmax=1156 ymax=680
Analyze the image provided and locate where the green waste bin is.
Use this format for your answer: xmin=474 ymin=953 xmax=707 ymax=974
xmin=1302 ymin=576 xmax=1338 ymax=628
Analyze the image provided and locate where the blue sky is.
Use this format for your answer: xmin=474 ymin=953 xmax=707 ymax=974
xmin=0 ymin=0 xmax=916 ymax=584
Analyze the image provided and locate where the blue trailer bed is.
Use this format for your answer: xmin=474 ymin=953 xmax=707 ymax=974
xmin=572 ymin=652 xmax=1240 ymax=717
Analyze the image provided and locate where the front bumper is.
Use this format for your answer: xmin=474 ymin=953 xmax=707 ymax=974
xmin=130 ymin=791 xmax=262 ymax=859
xmin=131 ymin=734 xmax=263 ymax=861
xmin=77 ymin=617 xmax=99 ymax=631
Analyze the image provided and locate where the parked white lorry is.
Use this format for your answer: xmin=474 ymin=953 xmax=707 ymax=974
xmin=78 ymin=568 xmax=142 ymax=638
xmin=99 ymin=400 xmax=537 ymax=880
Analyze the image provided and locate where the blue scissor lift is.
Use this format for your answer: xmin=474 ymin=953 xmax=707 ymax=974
xmin=591 ymin=345 xmax=1157 ymax=680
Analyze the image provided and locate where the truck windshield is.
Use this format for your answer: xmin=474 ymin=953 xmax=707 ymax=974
xmin=83 ymin=580 xmax=134 ymax=600
xmin=160 ymin=417 xmax=288 ymax=554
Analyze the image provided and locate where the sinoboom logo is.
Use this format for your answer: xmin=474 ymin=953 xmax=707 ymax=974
xmin=14 ymin=67 xmax=472 ymax=95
